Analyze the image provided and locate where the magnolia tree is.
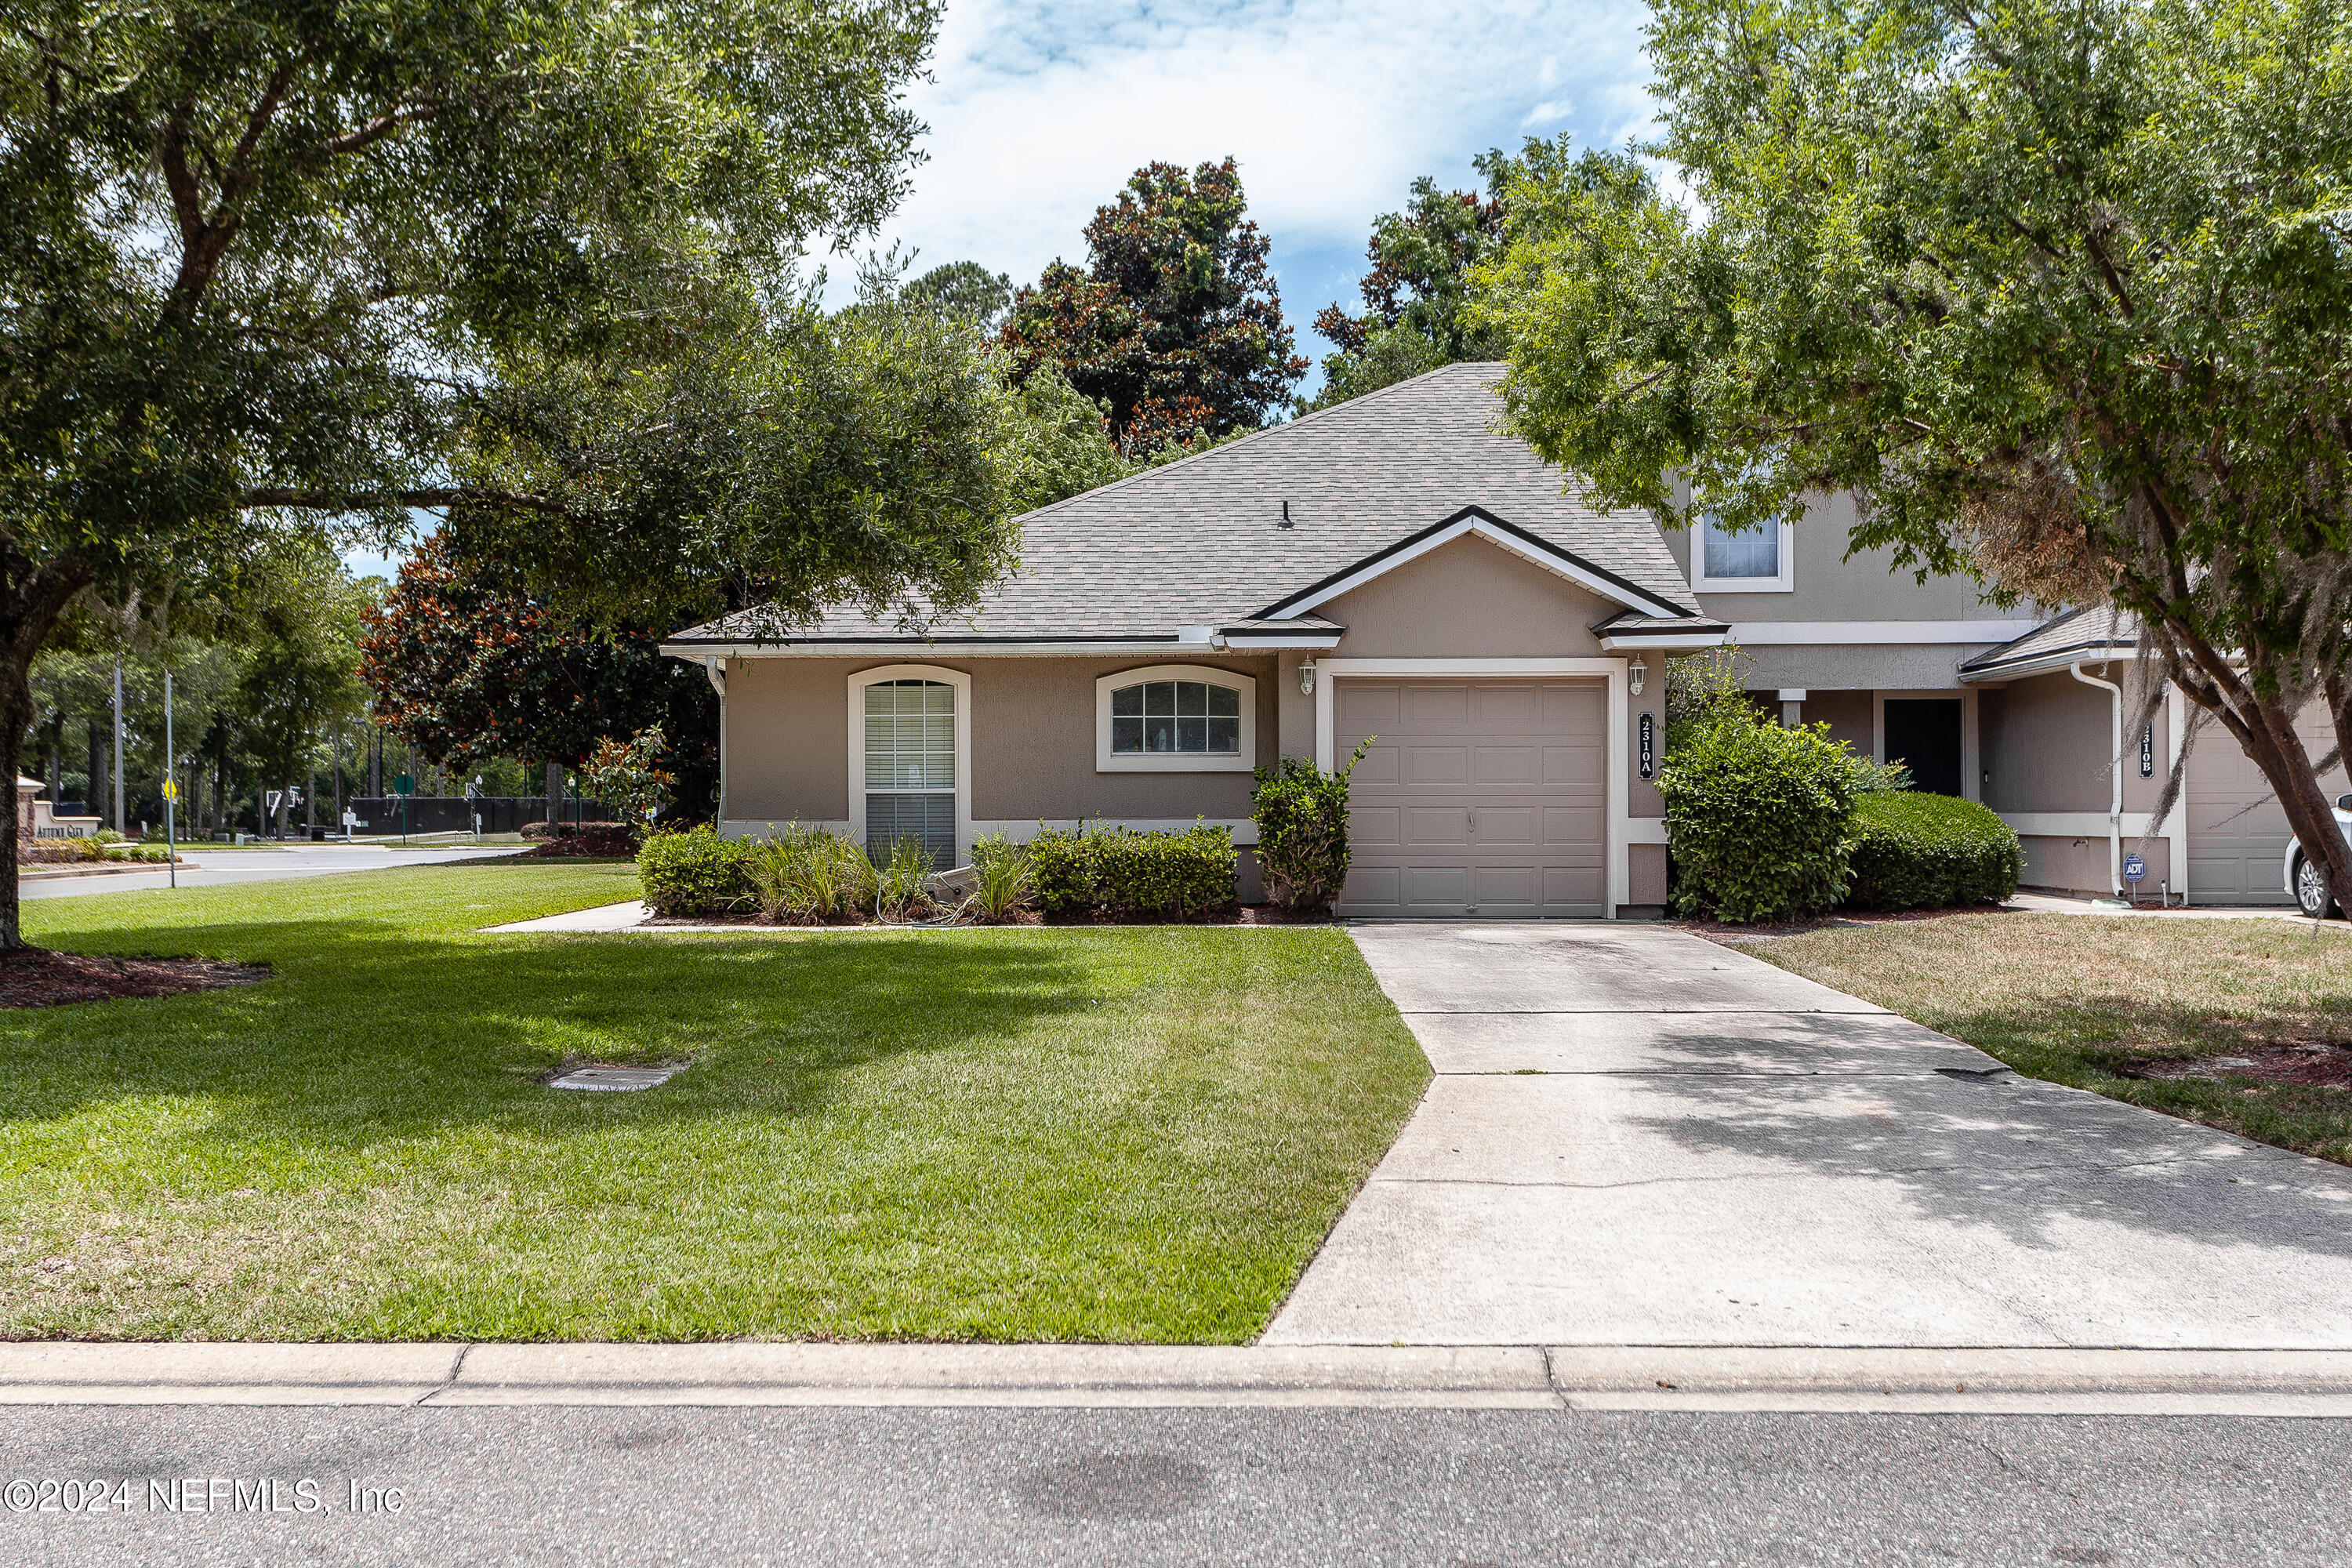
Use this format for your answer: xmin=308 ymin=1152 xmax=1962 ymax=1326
xmin=582 ymin=727 xmax=673 ymax=837
xmin=1473 ymin=0 xmax=2352 ymax=908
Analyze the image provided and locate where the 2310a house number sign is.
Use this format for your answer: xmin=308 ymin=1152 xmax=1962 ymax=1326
xmin=1639 ymin=712 xmax=1656 ymax=780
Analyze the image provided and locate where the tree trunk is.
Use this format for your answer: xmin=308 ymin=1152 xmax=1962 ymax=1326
xmin=2177 ymin=677 xmax=2352 ymax=916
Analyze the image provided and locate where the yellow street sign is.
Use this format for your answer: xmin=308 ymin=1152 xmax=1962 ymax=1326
xmin=161 ymin=780 xmax=178 ymax=802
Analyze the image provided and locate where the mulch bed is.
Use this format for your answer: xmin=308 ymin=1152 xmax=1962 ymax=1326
xmin=2122 ymin=1043 xmax=2352 ymax=1090
xmin=517 ymin=826 xmax=639 ymax=858
xmin=643 ymin=905 xmax=1325 ymax=929
xmin=0 ymin=946 xmax=270 ymax=1008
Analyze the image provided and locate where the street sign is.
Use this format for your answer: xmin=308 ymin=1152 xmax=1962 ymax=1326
xmin=2123 ymin=854 xmax=2147 ymax=884
xmin=265 ymin=789 xmax=283 ymax=815
xmin=161 ymin=779 xmax=177 ymax=803
xmin=393 ymin=773 xmax=414 ymax=797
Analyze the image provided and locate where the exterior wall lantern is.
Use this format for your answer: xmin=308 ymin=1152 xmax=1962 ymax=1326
xmin=1628 ymin=656 xmax=1649 ymax=698
xmin=1298 ymin=658 xmax=1317 ymax=696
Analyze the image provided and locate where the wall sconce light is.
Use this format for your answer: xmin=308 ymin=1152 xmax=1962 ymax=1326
xmin=1628 ymin=656 xmax=1649 ymax=698
xmin=1298 ymin=658 xmax=1317 ymax=696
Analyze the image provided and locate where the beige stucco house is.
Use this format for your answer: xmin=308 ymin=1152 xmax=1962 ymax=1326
xmin=662 ymin=362 xmax=2315 ymax=914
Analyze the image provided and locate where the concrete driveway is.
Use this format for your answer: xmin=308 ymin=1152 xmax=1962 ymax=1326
xmin=1265 ymin=923 xmax=2352 ymax=1348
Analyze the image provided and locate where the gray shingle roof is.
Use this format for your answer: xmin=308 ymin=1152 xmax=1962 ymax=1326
xmin=668 ymin=362 xmax=1704 ymax=645
xmin=1958 ymin=606 xmax=2141 ymax=678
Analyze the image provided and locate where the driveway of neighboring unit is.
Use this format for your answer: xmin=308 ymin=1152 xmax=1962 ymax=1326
xmin=1265 ymin=923 xmax=2352 ymax=1348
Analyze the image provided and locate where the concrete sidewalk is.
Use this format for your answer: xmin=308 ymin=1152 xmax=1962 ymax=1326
xmin=1264 ymin=923 xmax=2352 ymax=1349
xmin=9 ymin=1342 xmax=2352 ymax=1416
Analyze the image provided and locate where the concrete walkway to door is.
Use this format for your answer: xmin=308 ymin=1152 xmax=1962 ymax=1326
xmin=1265 ymin=923 xmax=2352 ymax=1348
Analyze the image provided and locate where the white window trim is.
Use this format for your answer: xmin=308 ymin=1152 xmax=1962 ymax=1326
xmin=1095 ymin=664 xmax=1258 ymax=773
xmin=1312 ymin=656 xmax=1632 ymax=918
xmin=1690 ymin=516 xmax=1795 ymax=593
xmin=848 ymin=663 xmax=973 ymax=864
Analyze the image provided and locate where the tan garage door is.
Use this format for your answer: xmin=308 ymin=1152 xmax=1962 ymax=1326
xmin=1337 ymin=678 xmax=1607 ymax=918
xmin=2187 ymin=706 xmax=2347 ymax=904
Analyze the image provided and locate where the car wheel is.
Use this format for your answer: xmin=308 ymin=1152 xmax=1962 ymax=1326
xmin=2296 ymin=854 xmax=2339 ymax=918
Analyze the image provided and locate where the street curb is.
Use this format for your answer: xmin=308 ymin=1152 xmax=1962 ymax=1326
xmin=20 ymin=861 xmax=197 ymax=881
xmin=8 ymin=1344 xmax=2352 ymax=1414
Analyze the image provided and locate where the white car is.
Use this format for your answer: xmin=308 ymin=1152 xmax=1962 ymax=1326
xmin=2286 ymin=793 xmax=2352 ymax=916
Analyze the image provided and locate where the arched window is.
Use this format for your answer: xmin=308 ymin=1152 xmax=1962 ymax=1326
xmin=848 ymin=665 xmax=969 ymax=865
xmin=1095 ymin=666 xmax=1257 ymax=772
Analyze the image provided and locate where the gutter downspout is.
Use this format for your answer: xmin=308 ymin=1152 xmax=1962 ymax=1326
xmin=2071 ymin=661 xmax=2124 ymax=895
xmin=704 ymin=657 xmax=727 ymax=829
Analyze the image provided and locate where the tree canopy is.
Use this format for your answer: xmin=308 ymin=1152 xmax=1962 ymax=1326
xmin=0 ymin=0 xmax=947 ymax=939
xmin=1001 ymin=158 xmax=1305 ymax=455
xmin=1307 ymin=169 xmax=1507 ymax=410
xmin=1472 ymin=0 xmax=2352 ymax=906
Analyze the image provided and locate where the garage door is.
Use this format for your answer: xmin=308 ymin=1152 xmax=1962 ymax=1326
xmin=2187 ymin=706 xmax=2347 ymax=904
xmin=1337 ymin=678 xmax=1607 ymax=918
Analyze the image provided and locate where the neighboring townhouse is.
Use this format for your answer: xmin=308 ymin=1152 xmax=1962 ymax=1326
xmin=664 ymin=361 xmax=2318 ymax=916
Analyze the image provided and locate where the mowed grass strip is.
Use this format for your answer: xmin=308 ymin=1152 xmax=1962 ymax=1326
xmin=1 ymin=862 xmax=1426 ymax=1342
xmin=1757 ymin=912 xmax=2352 ymax=1164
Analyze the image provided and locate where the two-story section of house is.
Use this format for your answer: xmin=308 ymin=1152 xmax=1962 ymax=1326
xmin=1655 ymin=491 xmax=2041 ymax=801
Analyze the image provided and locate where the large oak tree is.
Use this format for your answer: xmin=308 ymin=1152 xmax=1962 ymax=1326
xmin=1474 ymin=0 xmax=2352 ymax=909
xmin=0 ymin=0 xmax=956 ymax=943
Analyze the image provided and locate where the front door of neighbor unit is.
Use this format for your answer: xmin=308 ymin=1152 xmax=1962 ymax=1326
xmin=1337 ymin=678 xmax=1607 ymax=918
xmin=1882 ymin=699 xmax=1964 ymax=797
xmin=864 ymin=678 xmax=956 ymax=866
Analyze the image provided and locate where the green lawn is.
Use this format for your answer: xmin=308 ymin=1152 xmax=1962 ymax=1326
xmin=2 ymin=863 xmax=1426 ymax=1342
xmin=1756 ymin=912 xmax=2352 ymax=1164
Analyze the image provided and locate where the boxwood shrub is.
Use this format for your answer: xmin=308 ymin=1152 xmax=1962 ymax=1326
xmin=637 ymin=825 xmax=756 ymax=917
xmin=1028 ymin=824 xmax=1237 ymax=918
xmin=1845 ymin=792 xmax=2022 ymax=910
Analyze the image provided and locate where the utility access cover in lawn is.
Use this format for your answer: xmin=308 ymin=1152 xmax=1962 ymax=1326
xmin=547 ymin=1065 xmax=683 ymax=1092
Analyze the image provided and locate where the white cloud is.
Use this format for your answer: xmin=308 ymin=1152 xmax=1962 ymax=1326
xmin=844 ymin=0 xmax=1657 ymax=358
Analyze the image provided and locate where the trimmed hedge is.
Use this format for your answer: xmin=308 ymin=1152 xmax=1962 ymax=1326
xmin=1029 ymin=824 xmax=1237 ymax=918
xmin=1658 ymin=712 xmax=1862 ymax=924
xmin=637 ymin=826 xmax=756 ymax=917
xmin=1844 ymin=791 xmax=2022 ymax=910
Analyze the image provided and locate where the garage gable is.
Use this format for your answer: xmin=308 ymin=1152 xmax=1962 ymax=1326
xmin=1312 ymin=532 xmax=1624 ymax=659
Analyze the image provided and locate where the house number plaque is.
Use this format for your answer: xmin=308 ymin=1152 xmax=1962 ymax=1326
xmin=1639 ymin=711 xmax=1656 ymax=780
xmin=2140 ymin=724 xmax=2154 ymax=779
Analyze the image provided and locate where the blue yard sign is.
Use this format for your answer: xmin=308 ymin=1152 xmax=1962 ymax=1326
xmin=2122 ymin=854 xmax=2147 ymax=884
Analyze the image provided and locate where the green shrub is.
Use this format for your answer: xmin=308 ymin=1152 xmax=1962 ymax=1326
xmin=637 ymin=825 xmax=756 ymax=917
xmin=967 ymin=833 xmax=1035 ymax=922
xmin=1250 ymin=742 xmax=1370 ymax=916
xmin=1658 ymin=661 xmax=1861 ymax=923
xmin=1027 ymin=828 xmax=1102 ymax=915
xmin=1845 ymin=792 xmax=2022 ymax=910
xmin=742 ymin=823 xmax=873 ymax=923
xmin=1026 ymin=823 xmax=1237 ymax=918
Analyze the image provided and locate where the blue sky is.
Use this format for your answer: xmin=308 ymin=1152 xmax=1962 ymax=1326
xmin=347 ymin=0 xmax=1659 ymax=582
xmin=875 ymin=0 xmax=1659 ymax=372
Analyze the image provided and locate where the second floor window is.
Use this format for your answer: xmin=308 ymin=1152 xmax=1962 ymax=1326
xmin=1695 ymin=514 xmax=1793 ymax=591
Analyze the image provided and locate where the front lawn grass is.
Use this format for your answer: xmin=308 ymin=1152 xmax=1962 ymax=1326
xmin=2 ymin=862 xmax=1426 ymax=1341
xmin=1756 ymin=912 xmax=2352 ymax=1164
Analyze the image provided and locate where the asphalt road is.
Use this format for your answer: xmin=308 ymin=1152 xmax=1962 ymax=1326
xmin=22 ymin=844 xmax=520 ymax=900
xmin=0 ymin=1405 xmax=2343 ymax=1566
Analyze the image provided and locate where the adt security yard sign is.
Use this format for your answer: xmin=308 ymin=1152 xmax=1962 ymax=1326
xmin=2123 ymin=854 xmax=2147 ymax=884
